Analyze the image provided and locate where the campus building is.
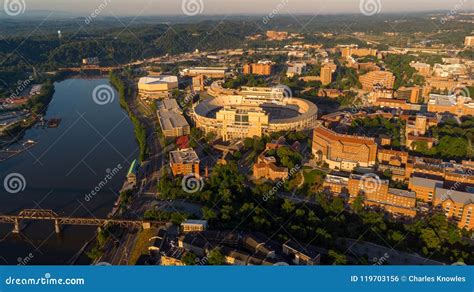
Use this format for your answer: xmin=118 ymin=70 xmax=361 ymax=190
xmin=465 ymin=36 xmax=474 ymax=47
xmin=156 ymin=98 xmax=190 ymax=138
xmin=253 ymin=155 xmax=289 ymax=181
xmin=181 ymin=67 xmax=228 ymax=78
xmin=266 ymin=31 xmax=289 ymax=40
xmin=433 ymin=188 xmax=474 ymax=230
xmin=320 ymin=65 xmax=333 ymax=86
xmin=396 ymin=86 xmax=421 ymax=104
xmin=243 ymin=61 xmax=274 ymax=76
xmin=410 ymin=62 xmax=431 ymax=77
xmin=408 ymin=176 xmax=444 ymax=202
xmin=427 ymin=94 xmax=474 ymax=117
xmin=138 ymin=75 xmax=178 ymax=99
xmin=312 ymin=126 xmax=378 ymax=171
xmin=359 ymin=71 xmax=396 ymax=91
xmin=169 ymin=148 xmax=200 ymax=177
xmin=323 ymin=174 xmax=417 ymax=217
xmin=340 ymin=46 xmax=377 ymax=58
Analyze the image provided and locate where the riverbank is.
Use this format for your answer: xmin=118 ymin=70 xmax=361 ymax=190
xmin=109 ymin=71 xmax=148 ymax=162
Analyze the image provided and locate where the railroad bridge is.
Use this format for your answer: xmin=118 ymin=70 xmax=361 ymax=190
xmin=0 ymin=209 xmax=166 ymax=234
xmin=58 ymin=66 xmax=119 ymax=73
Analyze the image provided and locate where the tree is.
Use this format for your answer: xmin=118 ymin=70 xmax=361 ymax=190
xmin=328 ymin=250 xmax=347 ymax=265
xmin=420 ymin=228 xmax=440 ymax=250
xmin=182 ymin=252 xmax=197 ymax=266
xmin=207 ymin=249 xmax=225 ymax=265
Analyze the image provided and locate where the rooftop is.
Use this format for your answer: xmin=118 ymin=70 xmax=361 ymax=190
xmin=388 ymin=188 xmax=416 ymax=199
xmin=170 ymin=148 xmax=200 ymax=164
xmin=435 ymin=188 xmax=474 ymax=205
xmin=410 ymin=176 xmax=444 ymax=189
xmin=139 ymin=75 xmax=178 ymax=85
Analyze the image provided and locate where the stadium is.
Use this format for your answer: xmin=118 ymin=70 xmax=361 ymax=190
xmin=192 ymin=82 xmax=318 ymax=141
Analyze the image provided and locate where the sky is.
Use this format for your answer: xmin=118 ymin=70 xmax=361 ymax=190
xmin=4 ymin=0 xmax=473 ymax=17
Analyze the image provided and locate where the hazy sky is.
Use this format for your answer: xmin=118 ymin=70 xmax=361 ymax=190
xmin=9 ymin=0 xmax=474 ymax=16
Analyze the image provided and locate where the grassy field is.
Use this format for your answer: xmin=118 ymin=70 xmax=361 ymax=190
xmin=128 ymin=228 xmax=159 ymax=265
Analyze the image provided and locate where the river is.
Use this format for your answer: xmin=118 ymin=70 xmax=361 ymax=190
xmin=0 ymin=78 xmax=139 ymax=265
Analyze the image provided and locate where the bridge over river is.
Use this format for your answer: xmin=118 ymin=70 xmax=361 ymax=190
xmin=0 ymin=209 xmax=166 ymax=234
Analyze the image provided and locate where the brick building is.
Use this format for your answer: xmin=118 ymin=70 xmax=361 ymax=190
xmin=434 ymin=188 xmax=474 ymax=230
xmin=359 ymin=71 xmax=396 ymax=91
xmin=169 ymin=148 xmax=200 ymax=177
xmin=253 ymin=155 xmax=289 ymax=181
xmin=312 ymin=126 xmax=378 ymax=171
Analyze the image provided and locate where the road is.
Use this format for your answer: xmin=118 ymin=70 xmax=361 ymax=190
xmin=98 ymin=77 xmax=170 ymax=265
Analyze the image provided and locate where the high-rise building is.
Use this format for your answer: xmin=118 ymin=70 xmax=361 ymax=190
xmin=243 ymin=62 xmax=273 ymax=76
xmin=464 ymin=36 xmax=474 ymax=47
xmin=320 ymin=66 xmax=333 ymax=86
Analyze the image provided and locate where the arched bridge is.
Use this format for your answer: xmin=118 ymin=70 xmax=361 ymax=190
xmin=0 ymin=209 xmax=167 ymax=234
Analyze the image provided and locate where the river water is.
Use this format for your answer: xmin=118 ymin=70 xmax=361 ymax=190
xmin=0 ymin=78 xmax=139 ymax=265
